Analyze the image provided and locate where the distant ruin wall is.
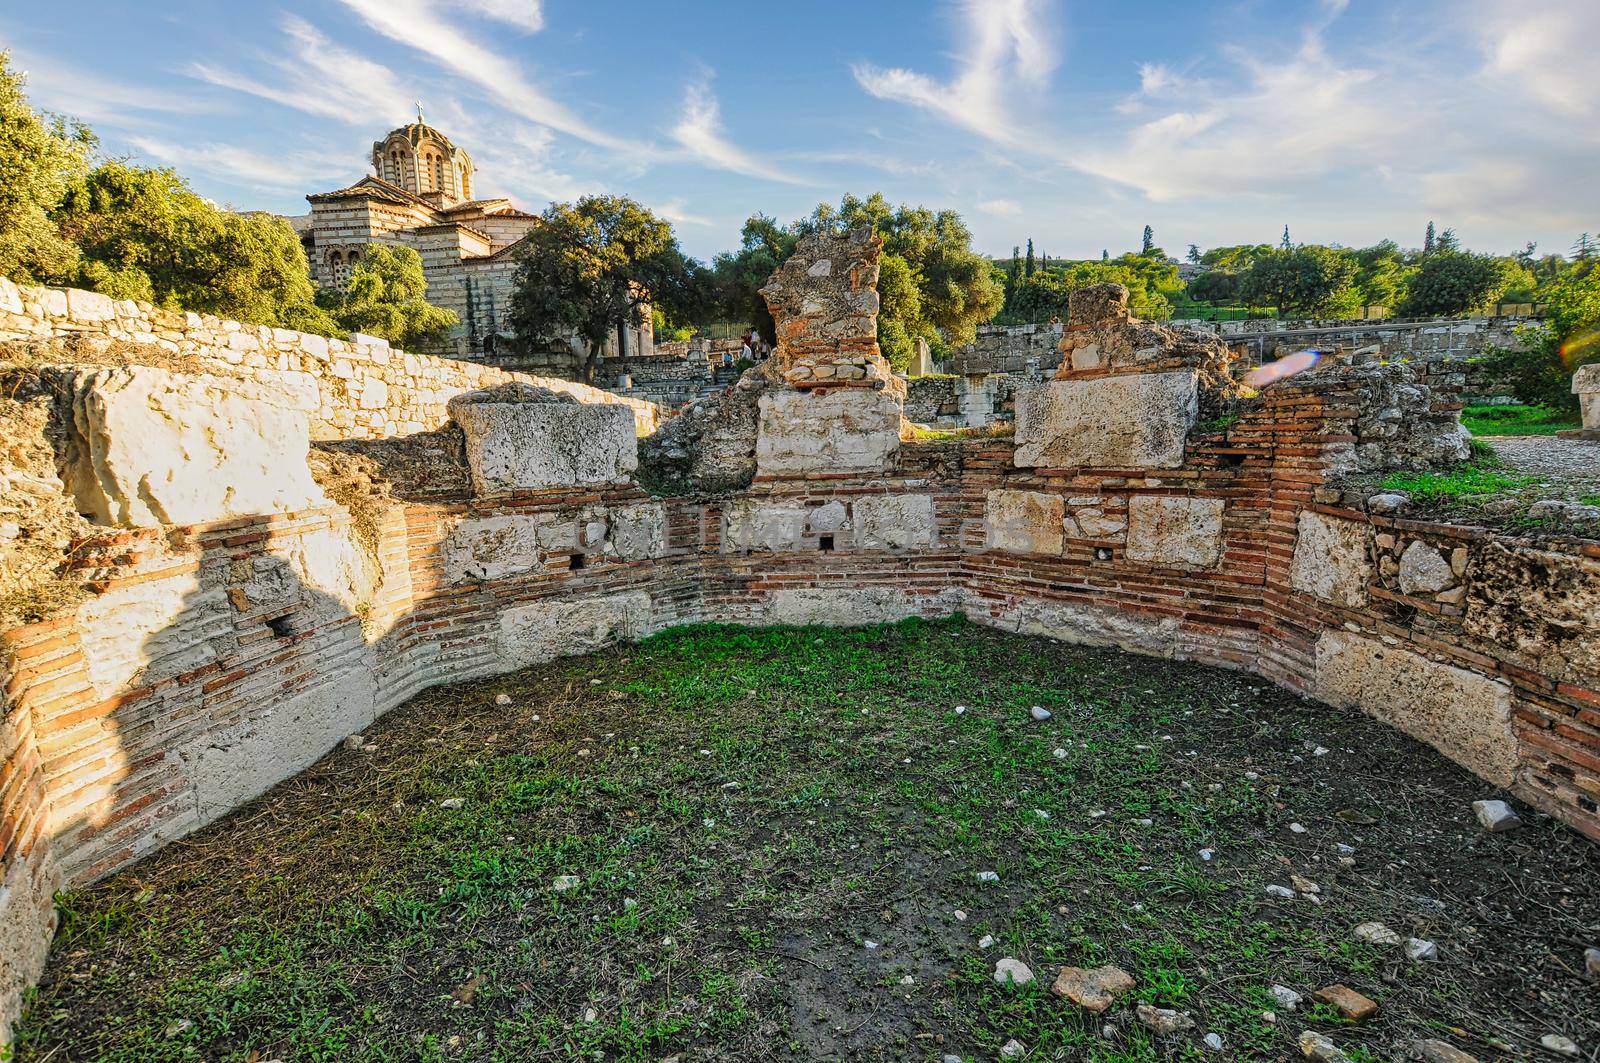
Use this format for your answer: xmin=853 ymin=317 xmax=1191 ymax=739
xmin=0 ymin=277 xmax=659 ymax=438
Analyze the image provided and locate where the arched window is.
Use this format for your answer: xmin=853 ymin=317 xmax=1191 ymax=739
xmin=348 ymin=249 xmax=361 ymax=266
xmin=434 ymin=154 xmax=445 ymax=192
xmin=328 ymin=250 xmax=343 ymax=268
xmin=389 ymin=150 xmax=400 ymax=183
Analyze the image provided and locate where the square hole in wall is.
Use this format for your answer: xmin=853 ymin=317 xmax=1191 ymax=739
xmin=570 ymin=553 xmax=587 ymax=570
xmin=265 ymin=613 xmax=298 ymax=639
xmin=1094 ymin=547 xmax=1114 ymax=561
xmin=819 ymin=534 xmax=835 ymax=552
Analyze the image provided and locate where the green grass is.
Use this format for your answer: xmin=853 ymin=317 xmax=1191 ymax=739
xmin=1460 ymin=403 xmax=1580 ymax=437
xmin=1380 ymin=439 xmax=1538 ymax=502
xmin=15 ymin=619 xmax=1594 ymax=1062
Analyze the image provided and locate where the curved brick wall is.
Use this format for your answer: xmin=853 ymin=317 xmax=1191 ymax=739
xmin=2 ymin=272 xmax=1596 ymax=1042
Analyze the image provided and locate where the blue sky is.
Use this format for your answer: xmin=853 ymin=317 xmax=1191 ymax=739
xmin=3 ymin=0 xmax=1595 ymax=261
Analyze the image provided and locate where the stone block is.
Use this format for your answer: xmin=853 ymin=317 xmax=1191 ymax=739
xmin=1013 ymin=372 xmax=1197 ymax=469
xmin=985 ymin=489 xmax=1064 ymax=556
xmin=451 ymin=398 xmax=637 ymax=494
xmin=1290 ymin=511 xmax=1371 ymax=607
xmin=755 ymin=388 xmax=901 ymax=477
xmin=1125 ymin=495 xmax=1224 ymax=570
xmin=609 ymin=502 xmax=668 ymax=561
xmin=767 ymin=586 xmax=922 ymax=626
xmin=1574 ymin=362 xmax=1600 ymax=429
xmin=0 ymin=840 xmax=59 ymax=1047
xmin=989 ymin=598 xmax=1181 ymax=658
xmin=443 ymin=515 xmax=546 ymax=583
xmin=64 ymin=287 xmax=115 ymax=322
xmin=856 ymin=493 xmax=936 ymax=550
xmin=1313 ymin=631 xmax=1516 ymax=785
xmin=57 ymin=366 xmax=328 ymax=527
xmin=722 ymin=500 xmax=809 ymax=552
xmin=75 ymin=572 xmax=233 ymax=698
xmin=1464 ymin=541 xmax=1600 ymax=684
xmin=498 ymin=591 xmax=654 ymax=667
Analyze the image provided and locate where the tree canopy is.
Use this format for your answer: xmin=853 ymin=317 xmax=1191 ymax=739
xmin=315 ymin=244 xmax=457 ymax=348
xmin=1237 ymin=245 xmax=1359 ymax=317
xmin=712 ymin=193 xmax=1002 ymax=372
xmin=508 ymin=195 xmax=707 ymax=381
xmin=0 ymin=51 xmax=92 ymax=284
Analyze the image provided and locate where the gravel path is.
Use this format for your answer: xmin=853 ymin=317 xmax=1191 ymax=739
xmin=1483 ymin=435 xmax=1600 ymax=496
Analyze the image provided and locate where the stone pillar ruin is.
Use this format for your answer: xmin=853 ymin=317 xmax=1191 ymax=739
xmin=1567 ymin=363 xmax=1600 ymax=439
xmin=753 ymin=227 xmax=904 ymax=477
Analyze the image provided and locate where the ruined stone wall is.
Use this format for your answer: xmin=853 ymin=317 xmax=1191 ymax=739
xmin=2 ymin=268 xmax=1598 ymax=1043
xmin=945 ymin=322 xmax=1065 ymax=375
xmin=0 ymin=277 xmax=659 ymax=438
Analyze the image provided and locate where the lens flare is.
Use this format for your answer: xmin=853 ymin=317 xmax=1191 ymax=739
xmin=1243 ymin=349 xmax=1322 ymax=389
xmin=1560 ymin=324 xmax=1600 ymax=368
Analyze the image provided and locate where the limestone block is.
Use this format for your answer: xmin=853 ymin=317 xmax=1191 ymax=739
xmin=443 ymin=515 xmax=546 ymax=583
xmin=0 ymin=276 xmax=22 ymax=314
xmin=722 ymin=500 xmax=809 ymax=553
xmin=451 ymin=400 xmax=637 ymax=494
xmin=59 ymin=366 xmax=327 ymax=527
xmin=64 ymin=287 xmax=115 ymax=322
xmin=1065 ymin=500 xmax=1126 ymax=539
xmin=185 ymin=664 xmax=379 ymax=826
xmin=991 ymin=598 xmax=1180 ymax=658
xmin=767 ymin=586 xmax=921 ymax=626
xmin=755 ymin=388 xmax=901 ymax=477
xmin=1464 ymin=541 xmax=1600 ymax=684
xmin=498 ymin=590 xmax=654 ymax=668
xmin=1013 ymin=372 xmax=1198 ymax=469
xmin=1574 ymin=362 xmax=1600 ymax=429
xmin=609 ymin=502 xmax=668 ymax=561
xmin=0 ymin=840 xmax=59 ymax=1047
xmin=856 ymin=493 xmax=936 ymax=550
xmin=75 ymin=572 xmax=234 ymax=698
xmin=1125 ymin=495 xmax=1224 ymax=570
xmin=1398 ymin=540 xmax=1455 ymax=596
xmin=1313 ymin=631 xmax=1516 ymax=785
xmin=985 ymin=489 xmax=1065 ymax=556
xmin=1290 ymin=511 xmax=1371 ymax=607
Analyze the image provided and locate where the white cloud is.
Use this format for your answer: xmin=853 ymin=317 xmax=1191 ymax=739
xmin=654 ymin=197 xmax=712 ymax=227
xmin=853 ymin=0 xmax=1055 ymax=145
xmin=1474 ymin=0 xmax=1599 ymax=118
xmin=336 ymin=0 xmax=636 ymax=151
xmin=446 ymin=0 xmax=544 ymax=32
xmin=976 ymin=198 xmax=1023 ymax=217
xmin=670 ymin=75 xmax=801 ymax=184
xmin=189 ymin=16 xmax=414 ymax=127
xmin=128 ymin=136 xmax=350 ymax=193
xmin=6 ymin=48 xmax=206 ymax=127
xmin=1076 ymin=15 xmax=1395 ymax=201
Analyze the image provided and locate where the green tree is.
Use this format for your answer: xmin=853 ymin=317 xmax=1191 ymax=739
xmin=1350 ymin=240 xmax=1415 ymax=311
xmin=1186 ymin=244 xmax=1201 ymax=264
xmin=1238 ymin=245 xmax=1358 ymax=317
xmin=508 ymin=195 xmax=696 ymax=382
xmin=0 ymin=52 xmax=92 ymax=283
xmin=710 ymin=213 xmax=799 ymax=344
xmin=1398 ymin=250 xmax=1511 ymax=316
xmin=52 ymin=160 xmax=333 ymax=330
xmin=1280 ymin=225 xmax=1291 ymax=250
xmin=1141 ymin=225 xmax=1154 ymax=254
xmin=1024 ymin=238 xmax=1036 ymax=279
xmin=1423 ymin=221 xmax=1435 ymax=255
xmin=317 ymin=244 xmax=457 ymax=348
xmin=1485 ymin=267 xmax=1600 ymax=410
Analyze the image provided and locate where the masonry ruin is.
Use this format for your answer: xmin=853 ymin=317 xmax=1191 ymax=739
xmin=1 ymin=229 xmax=1597 ymax=1043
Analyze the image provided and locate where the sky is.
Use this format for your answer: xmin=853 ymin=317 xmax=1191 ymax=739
xmin=2 ymin=0 xmax=1596 ymax=262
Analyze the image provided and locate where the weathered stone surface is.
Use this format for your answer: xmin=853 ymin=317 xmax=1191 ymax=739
xmin=1398 ymin=540 xmax=1455 ymax=596
xmin=993 ymin=957 xmax=1034 ymax=986
xmin=992 ymin=597 xmax=1181 ymax=658
xmin=498 ymin=591 xmax=654 ymax=668
xmin=1407 ymin=1038 xmax=1479 ymax=1063
xmin=856 ymin=493 xmax=936 ymax=550
xmin=1472 ymin=799 xmax=1523 ymax=832
xmin=1014 ymin=371 xmax=1198 ymax=469
xmin=722 ymin=500 xmax=810 ymax=553
xmin=1314 ymin=363 xmax=1471 ymax=474
xmin=608 ymin=502 xmax=668 ymax=561
xmin=1574 ymin=362 xmax=1600 ymax=429
xmin=759 ymin=226 xmax=891 ymax=391
xmin=1065 ymin=500 xmax=1127 ymax=540
xmin=1050 ymin=965 xmax=1135 ymax=1012
xmin=1463 ymin=541 xmax=1600 ymax=685
xmin=1291 ymin=511 xmax=1371 ymax=607
xmin=985 ymin=489 xmax=1064 ymax=556
xmin=1299 ymin=1030 xmax=1353 ymax=1062
xmin=755 ymin=388 xmax=901 ymax=477
xmin=57 ymin=366 xmax=328 ymax=527
xmin=74 ymin=571 xmax=233 ymax=699
xmin=184 ymin=663 xmax=379 ymax=826
xmin=449 ymin=387 xmax=637 ymax=494
xmin=636 ymin=368 xmax=771 ymax=494
xmin=443 ymin=515 xmax=545 ymax=583
xmin=765 ymin=586 xmax=949 ymax=626
xmin=1314 ymin=631 xmax=1516 ymax=785
xmin=0 ymin=845 xmax=59 ymax=1046
xmin=1125 ymin=495 xmax=1225 ymax=570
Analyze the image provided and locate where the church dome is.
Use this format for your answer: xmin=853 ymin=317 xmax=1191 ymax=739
xmin=371 ymin=108 xmax=474 ymax=205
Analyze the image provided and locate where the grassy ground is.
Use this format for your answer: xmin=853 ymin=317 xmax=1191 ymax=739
xmin=14 ymin=619 xmax=1598 ymax=1062
xmin=1460 ymin=404 xmax=1581 ymax=437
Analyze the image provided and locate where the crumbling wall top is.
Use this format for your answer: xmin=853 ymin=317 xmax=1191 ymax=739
xmin=759 ymin=226 xmax=892 ymax=391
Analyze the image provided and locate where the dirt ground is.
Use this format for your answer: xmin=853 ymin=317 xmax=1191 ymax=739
xmin=14 ymin=619 xmax=1599 ymax=1062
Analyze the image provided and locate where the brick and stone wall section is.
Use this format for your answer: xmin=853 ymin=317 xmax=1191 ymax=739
xmin=0 ymin=277 xmax=659 ymax=438
xmin=2 ymin=372 xmax=1598 ymax=1037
